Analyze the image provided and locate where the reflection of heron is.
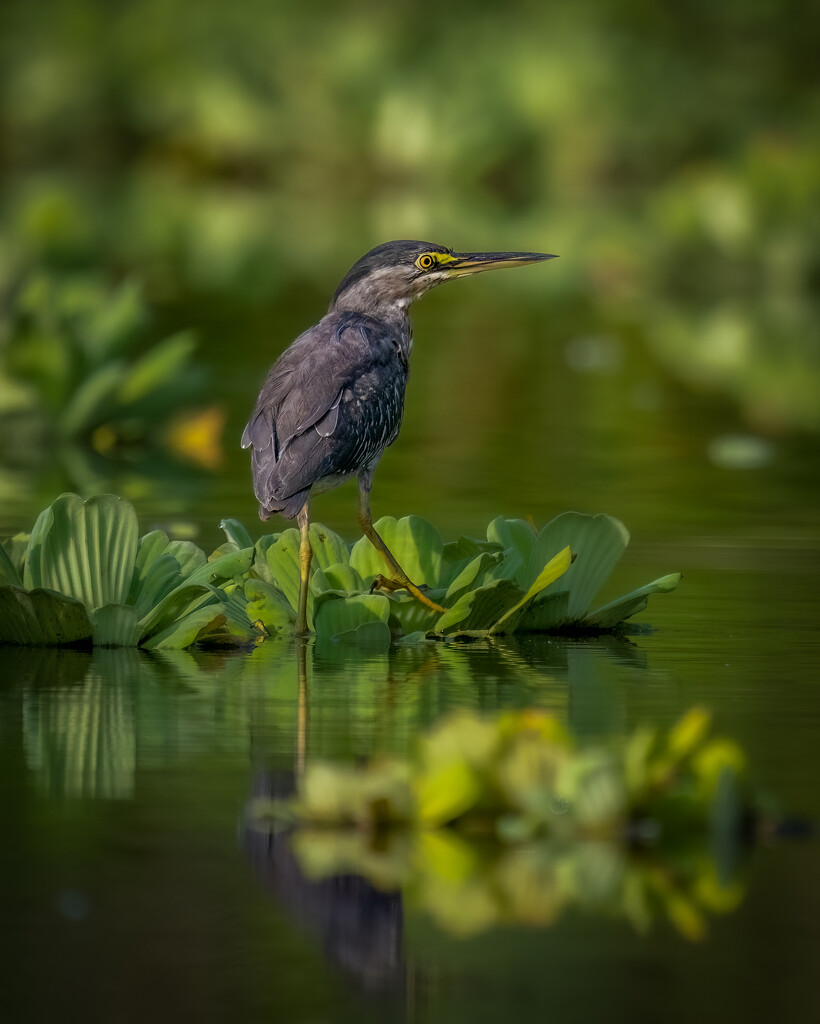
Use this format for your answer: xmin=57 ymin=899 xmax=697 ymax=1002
xmin=243 ymin=240 xmax=555 ymax=632
xmin=243 ymin=770 xmax=405 ymax=995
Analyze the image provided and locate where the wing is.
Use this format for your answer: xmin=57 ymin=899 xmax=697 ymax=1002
xmin=242 ymin=311 xmax=408 ymax=517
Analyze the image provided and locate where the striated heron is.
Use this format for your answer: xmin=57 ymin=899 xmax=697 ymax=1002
xmin=242 ymin=240 xmax=556 ymax=633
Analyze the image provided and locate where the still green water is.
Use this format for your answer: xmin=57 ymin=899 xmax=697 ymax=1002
xmin=2 ymin=284 xmax=819 ymax=1022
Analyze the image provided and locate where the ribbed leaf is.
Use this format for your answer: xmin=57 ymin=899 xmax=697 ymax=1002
xmin=490 ymin=546 xmax=573 ymax=635
xmin=313 ymin=592 xmax=391 ymax=640
xmin=441 ymin=535 xmax=501 ymax=581
xmin=332 ymin=619 xmax=393 ymax=649
xmin=91 ymin=603 xmax=141 ymax=646
xmin=0 ymin=585 xmax=92 ymax=646
xmin=517 ymin=591 xmax=571 ymax=632
xmin=586 ymin=572 xmax=682 ymax=628
xmin=311 ymin=563 xmax=366 ymax=595
xmin=308 ymin=522 xmax=350 ymax=570
xmin=1 ymin=534 xmax=29 ymax=581
xmin=219 ymin=518 xmax=254 ymax=550
xmin=433 ymin=578 xmax=524 ymax=635
xmin=531 ymin=513 xmax=630 ymax=621
xmin=445 ymin=552 xmax=501 ymax=605
xmin=244 ymin=577 xmax=295 ymax=633
xmin=264 ymin=529 xmax=303 ymax=611
xmin=0 ymin=542 xmax=22 ymax=586
xmin=486 ymin=518 xmax=536 ymax=585
xmin=384 ymin=590 xmax=446 ymax=636
xmin=350 ymin=516 xmax=444 ymax=587
xmin=23 ymin=493 xmax=139 ymax=612
xmin=185 ymin=546 xmax=253 ymax=586
xmin=141 ymin=605 xmax=226 ymax=650
xmin=137 ymin=582 xmax=216 ymax=641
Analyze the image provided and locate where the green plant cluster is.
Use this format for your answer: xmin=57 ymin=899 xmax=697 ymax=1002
xmin=0 ymin=272 xmax=207 ymax=448
xmin=0 ymin=493 xmax=680 ymax=649
xmin=249 ymin=707 xmax=747 ymax=938
xmin=239 ymin=510 xmax=680 ymax=646
xmin=0 ymin=493 xmax=256 ymax=649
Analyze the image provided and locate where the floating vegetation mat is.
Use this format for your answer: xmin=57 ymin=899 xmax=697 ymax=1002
xmin=1 ymin=493 xmax=680 ymax=648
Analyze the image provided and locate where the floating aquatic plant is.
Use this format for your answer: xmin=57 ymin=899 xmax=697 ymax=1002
xmin=0 ymin=493 xmax=260 ymax=649
xmin=234 ymin=511 xmax=680 ymax=645
xmin=0 ymin=496 xmax=680 ymax=648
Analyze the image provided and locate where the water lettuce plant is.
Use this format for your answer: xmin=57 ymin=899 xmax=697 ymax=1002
xmin=0 ymin=494 xmax=679 ymax=648
xmin=0 ymin=493 xmax=259 ymax=649
xmin=237 ymin=511 xmax=680 ymax=644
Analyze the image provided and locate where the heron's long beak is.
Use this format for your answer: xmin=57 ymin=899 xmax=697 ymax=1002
xmin=445 ymin=251 xmax=557 ymax=277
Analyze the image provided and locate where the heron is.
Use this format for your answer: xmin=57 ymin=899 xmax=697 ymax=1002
xmin=242 ymin=240 xmax=556 ymax=633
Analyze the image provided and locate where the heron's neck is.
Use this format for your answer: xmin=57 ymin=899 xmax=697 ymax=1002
xmin=330 ymin=289 xmax=414 ymax=356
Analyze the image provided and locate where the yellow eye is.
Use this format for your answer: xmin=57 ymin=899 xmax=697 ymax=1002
xmin=416 ymin=253 xmax=437 ymax=271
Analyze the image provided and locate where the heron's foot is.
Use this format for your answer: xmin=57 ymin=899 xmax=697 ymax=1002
xmin=370 ymin=574 xmax=447 ymax=615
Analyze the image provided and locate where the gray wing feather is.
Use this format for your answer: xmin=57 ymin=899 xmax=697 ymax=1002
xmin=243 ymin=312 xmax=406 ymax=517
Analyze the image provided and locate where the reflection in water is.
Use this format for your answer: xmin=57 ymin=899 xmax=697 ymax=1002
xmin=20 ymin=647 xmax=139 ymax=800
xmin=244 ymin=769 xmax=405 ymax=994
xmin=14 ymin=634 xmax=661 ymax=799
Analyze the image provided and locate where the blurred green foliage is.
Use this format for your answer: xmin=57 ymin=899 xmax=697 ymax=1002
xmin=1 ymin=0 xmax=818 ymax=432
xmin=249 ymin=705 xmax=750 ymax=939
xmin=0 ymin=272 xmax=206 ymax=442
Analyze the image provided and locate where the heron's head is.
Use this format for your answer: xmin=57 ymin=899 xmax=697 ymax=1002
xmin=330 ymin=240 xmax=556 ymax=315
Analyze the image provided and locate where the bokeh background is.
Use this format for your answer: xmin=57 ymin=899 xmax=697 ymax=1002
xmin=1 ymin=0 xmax=818 ymax=547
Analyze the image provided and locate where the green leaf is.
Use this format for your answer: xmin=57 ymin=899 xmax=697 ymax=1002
xmin=140 ymin=604 xmax=228 ymax=650
xmin=1 ymin=534 xmax=29 ymax=581
xmin=586 ymin=573 xmax=683 ymax=628
xmin=82 ymin=278 xmax=146 ymax=359
xmin=385 ymin=590 xmax=446 ymax=635
xmin=309 ymin=522 xmax=350 ymax=570
xmin=332 ymin=619 xmax=393 ymax=649
xmin=117 ymin=331 xmax=197 ymax=406
xmin=265 ymin=529 xmax=303 ymax=611
xmin=441 ymin=535 xmax=501 ymax=580
xmin=23 ymin=493 xmax=139 ymax=612
xmin=0 ymin=585 xmax=93 ymax=646
xmin=184 ymin=546 xmax=253 ymax=587
xmin=91 ymin=603 xmax=141 ymax=646
xmin=137 ymin=581 xmax=216 ymax=641
xmin=530 ymin=512 xmax=630 ymax=621
xmin=312 ymin=563 xmax=366 ymax=595
xmin=490 ymin=546 xmax=573 ymax=635
xmin=313 ymin=591 xmax=391 ymax=640
xmin=0 ymin=542 xmax=23 ymax=586
xmin=219 ymin=518 xmax=254 ymax=550
xmin=433 ymin=578 xmax=524 ymax=635
xmin=350 ymin=516 xmax=444 ymax=587
xmin=244 ymin=577 xmax=295 ymax=633
xmin=445 ymin=551 xmax=502 ymax=604
xmin=486 ymin=518 xmax=535 ymax=585
xmin=58 ymin=360 xmax=127 ymax=436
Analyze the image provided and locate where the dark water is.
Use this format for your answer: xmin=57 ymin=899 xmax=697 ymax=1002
xmin=2 ymin=283 xmax=820 ymax=1022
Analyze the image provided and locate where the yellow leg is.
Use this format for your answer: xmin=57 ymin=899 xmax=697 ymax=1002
xmin=357 ymin=472 xmax=447 ymax=616
xmin=295 ymin=638 xmax=308 ymax=777
xmin=295 ymin=504 xmax=312 ymax=634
